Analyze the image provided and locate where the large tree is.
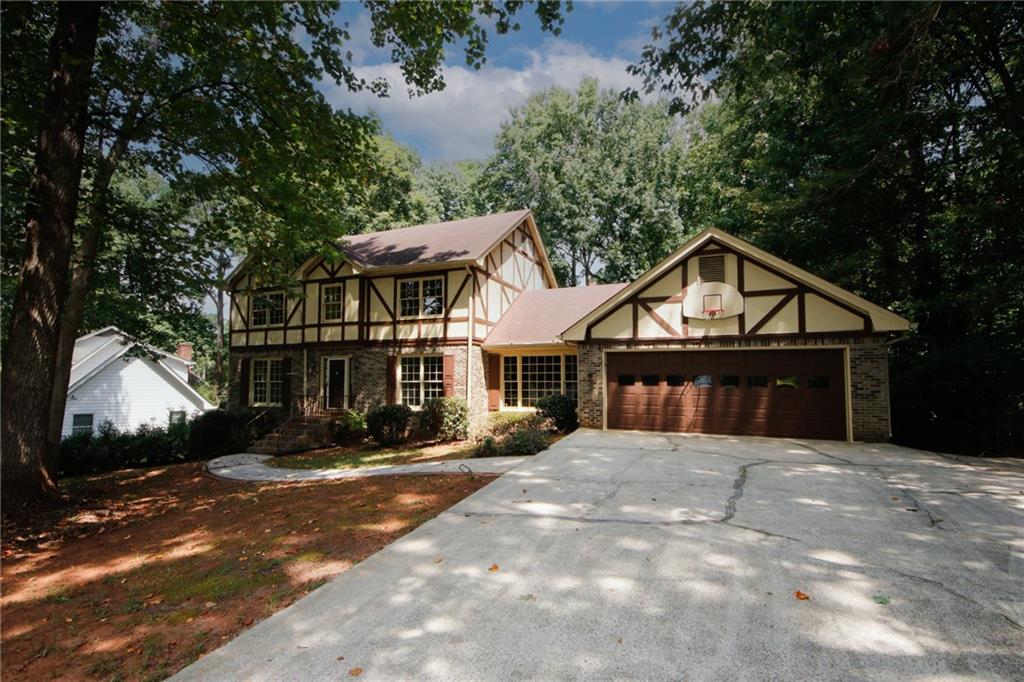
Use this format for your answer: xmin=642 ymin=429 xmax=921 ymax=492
xmin=1 ymin=2 xmax=101 ymax=508
xmin=629 ymin=1 xmax=1023 ymax=454
xmin=481 ymin=78 xmax=689 ymax=285
xmin=1 ymin=1 xmax=569 ymax=510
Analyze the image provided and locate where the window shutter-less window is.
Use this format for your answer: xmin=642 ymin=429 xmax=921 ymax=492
xmin=487 ymin=355 xmax=501 ymax=411
xmin=385 ymin=356 xmax=397 ymax=403
xmin=239 ymin=358 xmax=251 ymax=406
xmin=280 ymin=357 xmax=292 ymax=410
xmin=442 ymin=355 xmax=455 ymax=397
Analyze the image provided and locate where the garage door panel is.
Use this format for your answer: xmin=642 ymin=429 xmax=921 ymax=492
xmin=607 ymin=350 xmax=846 ymax=440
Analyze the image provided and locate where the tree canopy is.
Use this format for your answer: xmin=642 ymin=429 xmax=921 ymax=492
xmin=481 ymin=78 xmax=690 ymax=285
xmin=629 ymin=1 xmax=1023 ymax=454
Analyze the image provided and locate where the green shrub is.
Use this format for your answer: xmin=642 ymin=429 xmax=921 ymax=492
xmin=418 ymin=397 xmax=469 ymax=442
xmin=500 ymin=427 xmax=549 ymax=455
xmin=475 ymin=436 xmax=499 ymax=458
xmin=187 ymin=409 xmax=251 ymax=459
xmin=59 ymin=419 xmax=195 ymax=477
xmin=536 ymin=394 xmax=578 ymax=433
xmin=366 ymin=404 xmax=413 ymax=445
xmin=332 ymin=409 xmax=367 ymax=444
xmin=482 ymin=411 xmax=544 ymax=440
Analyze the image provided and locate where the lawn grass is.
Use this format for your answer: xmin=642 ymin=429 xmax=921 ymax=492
xmin=268 ymin=440 xmax=477 ymax=470
xmin=0 ymin=462 xmax=493 ymax=681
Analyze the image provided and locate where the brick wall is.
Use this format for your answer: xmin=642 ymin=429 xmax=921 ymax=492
xmin=229 ymin=344 xmax=487 ymax=428
xmin=849 ymin=342 xmax=892 ymax=441
xmin=575 ymin=337 xmax=894 ymax=440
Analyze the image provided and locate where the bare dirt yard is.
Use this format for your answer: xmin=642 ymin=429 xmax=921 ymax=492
xmin=1 ymin=463 xmax=494 ymax=681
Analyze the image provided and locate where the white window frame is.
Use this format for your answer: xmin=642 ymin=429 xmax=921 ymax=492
xmin=398 ymin=276 xmax=445 ymax=319
xmin=500 ymin=352 xmax=578 ymax=409
xmin=71 ymin=413 xmax=94 ymax=436
xmin=250 ymin=291 xmax=286 ymax=328
xmin=398 ymin=354 xmax=445 ymax=408
xmin=322 ymin=284 xmax=343 ymax=322
xmin=250 ymin=356 xmax=284 ymax=406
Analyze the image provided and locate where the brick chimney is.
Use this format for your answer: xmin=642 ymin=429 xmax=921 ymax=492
xmin=175 ymin=342 xmax=194 ymax=362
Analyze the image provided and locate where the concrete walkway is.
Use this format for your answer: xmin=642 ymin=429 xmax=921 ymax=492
xmin=206 ymin=452 xmax=528 ymax=482
xmin=180 ymin=429 xmax=1023 ymax=680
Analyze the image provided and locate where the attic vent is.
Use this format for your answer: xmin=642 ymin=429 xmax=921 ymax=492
xmin=699 ymin=255 xmax=726 ymax=283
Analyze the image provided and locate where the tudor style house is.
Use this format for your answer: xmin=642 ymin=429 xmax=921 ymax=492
xmin=227 ymin=209 xmax=909 ymax=444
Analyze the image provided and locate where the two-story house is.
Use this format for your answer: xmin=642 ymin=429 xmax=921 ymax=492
xmin=227 ymin=209 xmax=909 ymax=443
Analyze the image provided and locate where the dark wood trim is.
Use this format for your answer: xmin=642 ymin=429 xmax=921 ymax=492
xmin=230 ymin=338 xmax=477 ymax=351
xmin=639 ymin=301 xmax=682 ymax=338
xmin=798 ymin=291 xmax=806 ymax=334
xmin=747 ymin=292 xmax=797 ymax=335
xmin=445 ymin=274 xmax=470 ymax=318
xmin=743 ymin=287 xmax=799 ymax=297
xmin=367 ymin=279 xmax=395 ymax=320
xmin=632 ymin=299 xmax=639 ymax=338
xmin=581 ymin=330 xmax=890 ymax=347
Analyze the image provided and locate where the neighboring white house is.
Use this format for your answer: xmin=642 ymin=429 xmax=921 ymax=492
xmin=62 ymin=326 xmax=215 ymax=438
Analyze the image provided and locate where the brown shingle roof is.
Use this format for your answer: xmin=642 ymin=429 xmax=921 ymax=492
xmin=484 ymin=284 xmax=629 ymax=347
xmin=341 ymin=209 xmax=532 ymax=268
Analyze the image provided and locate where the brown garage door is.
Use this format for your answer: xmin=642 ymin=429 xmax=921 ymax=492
xmin=606 ymin=350 xmax=846 ymax=440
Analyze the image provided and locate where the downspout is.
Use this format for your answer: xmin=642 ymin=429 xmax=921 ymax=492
xmin=466 ymin=265 xmax=474 ymax=403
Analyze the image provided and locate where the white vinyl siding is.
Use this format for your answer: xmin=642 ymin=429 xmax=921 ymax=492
xmin=61 ymin=356 xmax=206 ymax=438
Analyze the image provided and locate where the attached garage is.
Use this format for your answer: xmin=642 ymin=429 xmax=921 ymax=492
xmin=605 ymin=349 xmax=847 ymax=440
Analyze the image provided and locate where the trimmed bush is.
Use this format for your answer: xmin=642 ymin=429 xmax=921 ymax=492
xmin=332 ymin=409 xmax=367 ymax=444
xmin=59 ymin=419 xmax=193 ymax=477
xmin=475 ymin=435 xmax=500 ymax=458
xmin=500 ymin=427 xmax=549 ymax=455
xmin=187 ymin=409 xmax=251 ymax=459
xmin=366 ymin=404 xmax=413 ymax=446
xmin=536 ymin=394 xmax=578 ymax=433
xmin=419 ymin=397 xmax=469 ymax=442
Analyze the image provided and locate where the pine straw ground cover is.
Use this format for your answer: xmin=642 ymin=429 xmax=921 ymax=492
xmin=1 ymin=463 xmax=494 ymax=681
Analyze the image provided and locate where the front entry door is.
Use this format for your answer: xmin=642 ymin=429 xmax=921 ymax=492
xmin=325 ymin=358 xmax=348 ymax=409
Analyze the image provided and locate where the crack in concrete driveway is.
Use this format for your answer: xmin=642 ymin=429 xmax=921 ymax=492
xmin=175 ymin=429 xmax=1024 ymax=681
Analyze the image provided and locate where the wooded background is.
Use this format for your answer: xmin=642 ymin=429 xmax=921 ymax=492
xmin=2 ymin=2 xmax=1020 ymax=487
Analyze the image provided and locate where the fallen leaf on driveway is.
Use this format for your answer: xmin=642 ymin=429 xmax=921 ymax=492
xmin=794 ymin=591 xmax=810 ymax=601
xmin=348 ymin=667 xmax=363 ymax=676
xmin=433 ymin=555 xmax=443 ymax=564
xmin=872 ymin=595 xmax=890 ymax=605
xmin=488 ymin=563 xmax=499 ymax=572
xmin=519 ymin=593 xmax=536 ymax=601
xmin=891 ymin=496 xmax=899 ymax=501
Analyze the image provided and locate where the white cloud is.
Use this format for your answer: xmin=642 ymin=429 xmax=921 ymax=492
xmin=323 ymin=40 xmax=647 ymax=161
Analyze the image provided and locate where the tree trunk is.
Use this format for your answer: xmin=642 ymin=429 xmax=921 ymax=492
xmin=46 ymin=95 xmax=143 ymax=462
xmin=1 ymin=1 xmax=102 ymax=514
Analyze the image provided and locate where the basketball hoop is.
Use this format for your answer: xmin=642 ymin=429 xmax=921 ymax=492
xmin=703 ymin=308 xmax=724 ymax=320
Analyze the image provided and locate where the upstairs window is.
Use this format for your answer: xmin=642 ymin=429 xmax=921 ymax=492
xmin=322 ymin=285 xmax=343 ymax=321
xmin=699 ymin=254 xmax=726 ymax=283
xmin=399 ymin=277 xmax=444 ymax=318
xmin=169 ymin=410 xmax=187 ymax=425
xmin=251 ymin=292 xmax=285 ymax=327
xmin=72 ymin=414 xmax=94 ymax=436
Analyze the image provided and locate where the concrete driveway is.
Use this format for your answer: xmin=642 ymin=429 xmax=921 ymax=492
xmin=176 ymin=429 xmax=1024 ymax=681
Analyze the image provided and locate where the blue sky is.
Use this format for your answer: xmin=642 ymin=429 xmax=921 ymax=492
xmin=322 ymin=1 xmax=669 ymax=161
